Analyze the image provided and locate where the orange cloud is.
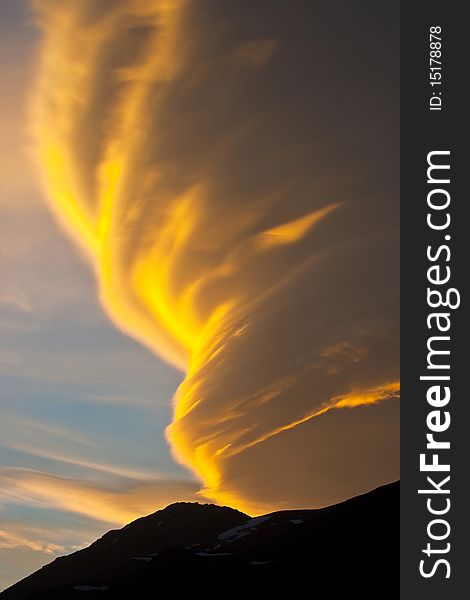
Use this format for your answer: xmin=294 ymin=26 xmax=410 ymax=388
xmin=0 ymin=529 xmax=65 ymax=555
xmin=0 ymin=468 xmax=199 ymax=526
xmin=28 ymin=0 xmax=399 ymax=511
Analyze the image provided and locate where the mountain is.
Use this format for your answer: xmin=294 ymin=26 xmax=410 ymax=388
xmin=1 ymin=481 xmax=399 ymax=599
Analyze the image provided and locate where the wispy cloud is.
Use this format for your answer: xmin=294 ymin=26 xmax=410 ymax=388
xmin=0 ymin=414 xmax=165 ymax=481
xmin=1 ymin=414 xmax=99 ymax=449
xmin=0 ymin=528 xmax=65 ymax=555
xmin=0 ymin=289 xmax=32 ymax=313
xmin=0 ymin=467 xmax=200 ymax=525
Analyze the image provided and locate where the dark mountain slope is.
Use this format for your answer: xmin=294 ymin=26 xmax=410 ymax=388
xmin=2 ymin=481 xmax=399 ymax=599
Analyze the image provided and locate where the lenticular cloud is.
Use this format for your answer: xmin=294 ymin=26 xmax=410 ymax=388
xmin=30 ymin=0 xmax=399 ymax=513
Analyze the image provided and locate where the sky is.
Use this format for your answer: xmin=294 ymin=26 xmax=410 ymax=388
xmin=0 ymin=0 xmax=399 ymax=592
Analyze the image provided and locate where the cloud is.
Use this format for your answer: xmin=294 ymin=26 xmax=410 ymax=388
xmin=0 ymin=467 xmax=200 ymax=525
xmin=1 ymin=414 xmax=99 ymax=449
xmin=28 ymin=0 xmax=399 ymax=511
xmin=1 ymin=442 xmax=164 ymax=481
xmin=0 ymin=414 xmax=167 ymax=481
xmin=0 ymin=465 xmax=198 ymax=590
xmin=0 ymin=289 xmax=32 ymax=313
xmin=0 ymin=528 xmax=66 ymax=555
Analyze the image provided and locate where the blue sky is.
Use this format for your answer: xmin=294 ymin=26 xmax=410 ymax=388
xmin=0 ymin=2 xmax=195 ymax=590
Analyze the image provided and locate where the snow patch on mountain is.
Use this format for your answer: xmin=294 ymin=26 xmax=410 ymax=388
xmin=217 ymin=516 xmax=271 ymax=542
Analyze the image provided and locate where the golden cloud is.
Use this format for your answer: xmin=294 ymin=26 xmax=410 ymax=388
xmin=0 ymin=468 xmax=199 ymax=525
xmin=28 ymin=0 xmax=399 ymax=511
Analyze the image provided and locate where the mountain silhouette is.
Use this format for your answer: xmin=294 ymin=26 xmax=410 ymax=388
xmin=1 ymin=481 xmax=399 ymax=599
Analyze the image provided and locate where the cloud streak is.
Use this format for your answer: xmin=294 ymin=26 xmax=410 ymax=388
xmin=0 ymin=467 xmax=198 ymax=590
xmin=0 ymin=528 xmax=66 ymax=555
xmin=0 ymin=290 xmax=32 ymax=313
xmin=0 ymin=413 xmax=171 ymax=481
xmin=28 ymin=0 xmax=399 ymax=512
xmin=0 ymin=467 xmax=199 ymax=525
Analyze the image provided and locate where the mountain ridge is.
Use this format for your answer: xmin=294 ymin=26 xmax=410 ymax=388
xmin=2 ymin=481 xmax=399 ymax=599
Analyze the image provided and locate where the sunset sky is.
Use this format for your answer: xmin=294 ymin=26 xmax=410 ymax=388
xmin=0 ymin=0 xmax=399 ymax=591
